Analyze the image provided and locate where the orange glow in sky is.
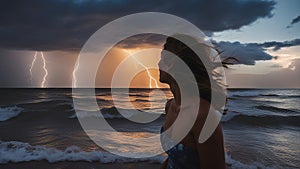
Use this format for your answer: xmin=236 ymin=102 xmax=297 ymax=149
xmin=123 ymin=49 xmax=159 ymax=88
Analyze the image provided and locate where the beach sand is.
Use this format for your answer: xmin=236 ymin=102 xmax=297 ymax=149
xmin=0 ymin=161 xmax=235 ymax=169
xmin=0 ymin=161 xmax=162 ymax=169
xmin=1 ymin=161 xmax=236 ymax=169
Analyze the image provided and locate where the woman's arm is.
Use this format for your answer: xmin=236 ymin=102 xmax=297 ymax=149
xmin=160 ymin=99 xmax=172 ymax=169
xmin=191 ymin=99 xmax=226 ymax=169
xmin=165 ymin=99 xmax=173 ymax=115
xmin=196 ymin=124 xmax=226 ymax=169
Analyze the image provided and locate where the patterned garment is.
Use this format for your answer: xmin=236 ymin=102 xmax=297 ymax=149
xmin=160 ymin=127 xmax=200 ymax=169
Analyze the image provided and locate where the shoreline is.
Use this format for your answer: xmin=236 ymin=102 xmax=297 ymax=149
xmin=0 ymin=161 xmax=162 ymax=169
xmin=0 ymin=161 xmax=236 ymax=169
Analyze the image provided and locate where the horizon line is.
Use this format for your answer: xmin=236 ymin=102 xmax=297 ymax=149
xmin=1 ymin=87 xmax=300 ymax=90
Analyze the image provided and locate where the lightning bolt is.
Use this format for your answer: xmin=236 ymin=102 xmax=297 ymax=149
xmin=40 ymin=52 xmax=48 ymax=88
xmin=72 ymin=59 xmax=79 ymax=88
xmin=124 ymin=49 xmax=159 ymax=88
xmin=29 ymin=51 xmax=38 ymax=83
xmin=29 ymin=51 xmax=48 ymax=88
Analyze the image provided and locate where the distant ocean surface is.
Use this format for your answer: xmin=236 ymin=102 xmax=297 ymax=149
xmin=0 ymin=88 xmax=299 ymax=169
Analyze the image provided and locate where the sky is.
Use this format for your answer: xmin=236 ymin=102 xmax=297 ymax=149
xmin=0 ymin=0 xmax=299 ymax=88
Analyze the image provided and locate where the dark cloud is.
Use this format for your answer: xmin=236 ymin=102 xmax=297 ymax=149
xmin=287 ymin=15 xmax=300 ymax=28
xmin=0 ymin=0 xmax=275 ymax=51
xmin=116 ymin=34 xmax=167 ymax=49
xmin=257 ymin=39 xmax=300 ymax=51
xmin=117 ymin=35 xmax=299 ymax=66
xmin=214 ymin=39 xmax=300 ymax=65
xmin=291 ymin=16 xmax=300 ymax=24
xmin=213 ymin=41 xmax=274 ymax=65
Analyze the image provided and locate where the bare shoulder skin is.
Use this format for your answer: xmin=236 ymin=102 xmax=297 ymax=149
xmin=191 ymin=98 xmax=226 ymax=169
xmin=161 ymin=98 xmax=225 ymax=169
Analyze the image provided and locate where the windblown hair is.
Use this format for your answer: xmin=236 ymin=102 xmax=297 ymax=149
xmin=163 ymin=34 xmax=237 ymax=113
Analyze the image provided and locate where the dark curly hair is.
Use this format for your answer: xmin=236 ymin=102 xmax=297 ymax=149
xmin=163 ymin=34 xmax=237 ymax=113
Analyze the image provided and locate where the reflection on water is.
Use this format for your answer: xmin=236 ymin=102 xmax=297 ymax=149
xmin=38 ymin=92 xmax=50 ymax=99
xmin=86 ymin=129 xmax=162 ymax=157
xmin=264 ymin=128 xmax=300 ymax=168
xmin=33 ymin=128 xmax=60 ymax=148
xmin=73 ymin=89 xmax=173 ymax=113
xmin=0 ymin=89 xmax=299 ymax=168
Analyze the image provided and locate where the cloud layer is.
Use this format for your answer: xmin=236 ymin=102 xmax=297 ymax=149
xmin=214 ymin=41 xmax=274 ymax=65
xmin=0 ymin=0 xmax=275 ymax=51
xmin=116 ymin=34 xmax=299 ymax=66
xmin=287 ymin=15 xmax=300 ymax=28
xmin=255 ymin=39 xmax=300 ymax=51
xmin=214 ymin=39 xmax=300 ymax=65
xmin=227 ymin=58 xmax=300 ymax=88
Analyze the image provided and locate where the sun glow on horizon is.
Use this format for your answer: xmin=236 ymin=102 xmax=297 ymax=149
xmin=123 ymin=49 xmax=159 ymax=88
xmin=266 ymin=46 xmax=300 ymax=69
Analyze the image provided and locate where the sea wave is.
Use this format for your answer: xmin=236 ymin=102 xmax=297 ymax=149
xmin=57 ymin=102 xmax=75 ymax=111
xmin=288 ymin=95 xmax=300 ymax=98
xmin=0 ymin=106 xmax=23 ymax=121
xmin=69 ymin=106 xmax=164 ymax=119
xmin=231 ymin=94 xmax=276 ymax=98
xmin=255 ymin=105 xmax=298 ymax=113
xmin=0 ymin=141 xmax=274 ymax=169
xmin=259 ymin=94 xmax=280 ymax=97
xmin=20 ymin=99 xmax=74 ymax=109
xmin=231 ymin=93 xmax=300 ymax=99
xmin=221 ymin=111 xmax=241 ymax=122
xmin=222 ymin=113 xmax=300 ymax=126
xmin=129 ymin=93 xmax=149 ymax=97
xmin=135 ymin=98 xmax=150 ymax=102
xmin=225 ymin=153 xmax=275 ymax=169
xmin=0 ymin=141 xmax=164 ymax=164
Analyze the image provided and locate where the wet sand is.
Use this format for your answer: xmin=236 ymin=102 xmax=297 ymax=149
xmin=0 ymin=161 xmax=161 ymax=169
xmin=0 ymin=161 xmax=235 ymax=169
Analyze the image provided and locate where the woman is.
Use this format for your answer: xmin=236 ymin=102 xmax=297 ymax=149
xmin=159 ymin=34 xmax=233 ymax=169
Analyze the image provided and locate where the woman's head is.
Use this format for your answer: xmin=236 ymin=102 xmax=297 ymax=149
xmin=158 ymin=34 xmax=232 ymax=112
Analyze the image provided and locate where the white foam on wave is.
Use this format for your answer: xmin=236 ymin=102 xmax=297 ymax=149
xmin=225 ymin=153 xmax=275 ymax=169
xmin=0 ymin=106 xmax=23 ymax=121
xmin=0 ymin=141 xmax=275 ymax=168
xmin=0 ymin=141 xmax=165 ymax=164
xmin=221 ymin=110 xmax=300 ymax=122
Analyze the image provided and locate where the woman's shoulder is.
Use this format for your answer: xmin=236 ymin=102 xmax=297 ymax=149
xmin=166 ymin=98 xmax=174 ymax=106
xmin=195 ymin=97 xmax=212 ymax=122
xmin=165 ymin=98 xmax=174 ymax=114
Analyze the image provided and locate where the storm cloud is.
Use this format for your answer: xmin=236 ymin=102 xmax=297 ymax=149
xmin=287 ymin=15 xmax=300 ymax=28
xmin=116 ymin=34 xmax=167 ymax=49
xmin=256 ymin=39 xmax=300 ymax=51
xmin=213 ymin=39 xmax=300 ymax=65
xmin=117 ymin=35 xmax=299 ymax=66
xmin=0 ymin=0 xmax=275 ymax=51
xmin=214 ymin=41 xmax=274 ymax=65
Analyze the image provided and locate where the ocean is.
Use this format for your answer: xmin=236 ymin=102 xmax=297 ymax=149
xmin=0 ymin=88 xmax=299 ymax=169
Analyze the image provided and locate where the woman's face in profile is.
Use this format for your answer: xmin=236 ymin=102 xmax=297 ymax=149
xmin=158 ymin=50 xmax=168 ymax=84
xmin=158 ymin=49 xmax=176 ymax=84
